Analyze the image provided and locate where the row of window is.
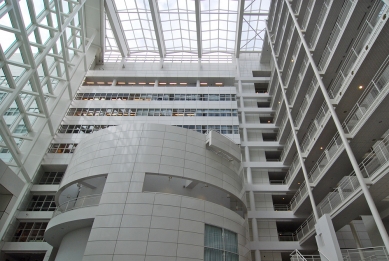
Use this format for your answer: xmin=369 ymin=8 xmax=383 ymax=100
xmin=75 ymin=93 xmax=236 ymax=101
xmin=58 ymin=125 xmax=116 ymax=134
xmin=175 ymin=125 xmax=239 ymax=134
xmin=66 ymin=108 xmax=238 ymax=117
xmin=47 ymin=143 xmax=78 ymax=154
xmin=4 ymin=107 xmax=40 ymax=116
xmin=57 ymin=124 xmax=239 ymax=134
xmin=204 ymin=225 xmax=238 ymax=261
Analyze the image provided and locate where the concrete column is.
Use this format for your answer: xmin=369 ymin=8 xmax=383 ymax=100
xmin=315 ymin=214 xmax=343 ymax=261
xmin=111 ymin=79 xmax=117 ymax=86
xmin=255 ymin=250 xmax=262 ymax=261
xmin=252 ymin=217 xmax=259 ymax=241
xmin=350 ymin=221 xmax=365 ymax=261
xmin=361 ymin=215 xmax=385 ymax=246
xmin=196 ymin=80 xmax=200 ymax=87
xmin=154 ymin=80 xmax=158 ymax=88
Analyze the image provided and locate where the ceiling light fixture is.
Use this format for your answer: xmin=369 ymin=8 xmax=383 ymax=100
xmin=359 ymin=85 xmax=363 ymax=89
xmin=180 ymin=83 xmax=187 ymax=85
xmin=170 ymin=83 xmax=177 ymax=85
xmin=200 ymin=82 xmax=207 ymax=85
xmin=159 ymin=82 xmax=166 ymax=85
xmin=215 ymin=83 xmax=223 ymax=85
xmin=128 ymin=82 xmax=136 ymax=85
xmin=139 ymin=82 xmax=146 ymax=85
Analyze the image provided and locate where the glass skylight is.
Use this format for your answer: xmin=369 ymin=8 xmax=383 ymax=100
xmin=106 ymin=0 xmax=271 ymax=60
xmin=114 ymin=0 xmax=158 ymax=52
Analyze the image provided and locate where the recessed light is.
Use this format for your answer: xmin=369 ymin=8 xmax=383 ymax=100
xmin=128 ymin=82 xmax=136 ymax=84
xmin=149 ymin=82 xmax=154 ymax=85
xmin=298 ymin=182 xmax=300 ymax=184
xmin=200 ymin=82 xmax=207 ymax=85
xmin=139 ymin=82 xmax=146 ymax=85
xmin=180 ymin=83 xmax=187 ymax=85
xmin=170 ymin=83 xmax=177 ymax=85
xmin=215 ymin=83 xmax=223 ymax=85
xmin=159 ymin=82 xmax=166 ymax=85
xmin=282 ymin=198 xmax=284 ymax=200
xmin=268 ymin=120 xmax=271 ymax=123
xmin=291 ymin=59 xmax=294 ymax=62
xmin=359 ymin=86 xmax=363 ymax=89
xmin=86 ymin=81 xmax=94 ymax=84
xmin=320 ymin=147 xmax=323 ymax=149
xmin=117 ymin=82 xmax=125 ymax=85
xmin=97 ymin=82 xmax=104 ymax=84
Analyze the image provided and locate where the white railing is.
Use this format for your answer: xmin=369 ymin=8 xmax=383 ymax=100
xmin=268 ymin=0 xmax=278 ymax=31
xmin=300 ymin=102 xmax=330 ymax=153
xmin=288 ymin=181 xmax=309 ymax=211
xmin=275 ymin=14 xmax=289 ymax=55
xmin=309 ymin=0 xmax=332 ymax=49
xmin=279 ymin=24 xmax=295 ymax=69
xmin=343 ymin=56 xmax=389 ymax=134
xmin=328 ymin=1 xmax=388 ymax=99
xmin=318 ymin=0 xmax=356 ymax=70
xmin=274 ymin=204 xmax=291 ymax=211
xmin=317 ymin=132 xmax=389 ymax=216
xmin=53 ymin=194 xmax=102 ymax=217
xmin=291 ymin=250 xmax=322 ymax=261
xmin=284 ymin=153 xmax=300 ymax=185
xmin=274 ymin=99 xmax=283 ymax=122
xmin=295 ymin=213 xmax=316 ymax=241
xmin=294 ymin=0 xmax=303 ymax=15
xmin=280 ymin=131 xmax=294 ymax=162
xmin=277 ymin=113 xmax=288 ymax=141
xmin=294 ymin=76 xmax=318 ymax=128
xmin=269 ymin=76 xmax=279 ymax=97
xmin=289 ymin=56 xmax=311 ymax=106
xmin=301 ymin=0 xmax=315 ymax=30
xmin=279 ymin=234 xmax=298 ymax=241
xmin=342 ymin=246 xmax=389 ymax=261
xmin=308 ymin=133 xmax=343 ymax=183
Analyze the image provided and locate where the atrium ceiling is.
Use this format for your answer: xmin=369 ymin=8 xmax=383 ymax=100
xmin=104 ymin=0 xmax=270 ymax=59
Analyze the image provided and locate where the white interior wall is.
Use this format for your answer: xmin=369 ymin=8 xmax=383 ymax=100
xmin=55 ymin=227 xmax=92 ymax=261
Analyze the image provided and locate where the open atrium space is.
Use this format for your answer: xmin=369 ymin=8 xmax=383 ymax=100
xmin=1 ymin=0 xmax=389 ymax=260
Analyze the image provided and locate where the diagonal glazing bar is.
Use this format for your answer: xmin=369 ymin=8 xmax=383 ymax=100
xmin=105 ymin=0 xmax=129 ymax=57
xmin=235 ymin=0 xmax=245 ymax=58
xmin=148 ymin=0 xmax=165 ymax=58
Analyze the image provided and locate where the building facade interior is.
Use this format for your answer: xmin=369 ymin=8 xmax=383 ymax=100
xmin=0 ymin=0 xmax=389 ymax=260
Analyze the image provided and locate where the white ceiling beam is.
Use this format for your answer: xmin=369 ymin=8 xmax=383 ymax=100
xmin=105 ymin=0 xmax=129 ymax=57
xmin=148 ymin=0 xmax=165 ymax=58
xmin=235 ymin=0 xmax=245 ymax=58
xmin=195 ymin=0 xmax=202 ymax=58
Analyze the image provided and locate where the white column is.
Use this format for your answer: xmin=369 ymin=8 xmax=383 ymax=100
xmin=111 ymin=79 xmax=117 ymax=86
xmin=255 ymin=250 xmax=262 ymax=261
xmin=154 ymin=80 xmax=159 ymax=88
xmin=315 ymin=214 xmax=343 ymax=261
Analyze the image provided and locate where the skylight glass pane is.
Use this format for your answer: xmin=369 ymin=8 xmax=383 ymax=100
xmin=114 ymin=0 xmax=158 ymax=53
xmin=240 ymin=16 xmax=266 ymax=52
xmin=158 ymin=0 xmax=197 ymax=53
xmin=105 ymin=14 xmax=119 ymax=52
xmin=201 ymin=0 xmax=237 ymax=54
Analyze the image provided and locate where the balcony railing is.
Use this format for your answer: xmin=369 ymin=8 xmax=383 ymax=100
xmin=269 ymin=75 xmax=279 ymax=97
xmin=289 ymin=57 xmax=311 ymax=107
xmin=342 ymin=247 xmax=389 ymax=261
xmin=301 ymin=0 xmax=315 ymax=30
xmin=277 ymin=113 xmax=288 ymax=141
xmin=307 ymin=133 xmax=343 ymax=183
xmin=343 ymin=56 xmax=389 ymax=134
xmin=318 ymin=0 xmax=356 ymax=70
xmin=309 ymin=0 xmax=332 ymax=49
xmin=288 ymin=181 xmax=309 ymax=211
xmin=279 ymin=24 xmax=295 ymax=69
xmin=274 ymin=204 xmax=291 ymax=211
xmin=294 ymin=0 xmax=303 ymax=15
xmin=290 ymin=250 xmax=321 ymax=261
xmin=280 ymin=131 xmax=294 ymax=162
xmin=317 ymin=132 xmax=389 ymax=216
xmin=328 ymin=1 xmax=388 ymax=99
xmin=53 ymin=194 xmax=102 ymax=217
xmin=274 ymin=99 xmax=283 ymax=122
xmin=295 ymin=213 xmax=316 ymax=241
xmin=279 ymin=234 xmax=298 ymax=241
xmin=300 ymin=102 xmax=330 ymax=153
xmin=283 ymin=153 xmax=300 ymax=185
xmin=275 ymin=15 xmax=289 ymax=55
xmin=294 ymin=76 xmax=318 ymax=128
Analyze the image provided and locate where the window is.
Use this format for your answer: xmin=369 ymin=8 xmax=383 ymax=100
xmin=66 ymin=108 xmax=237 ymax=117
xmin=204 ymin=225 xmax=238 ymax=261
xmin=74 ymin=92 xmax=235 ymax=101
xmin=12 ymin=222 xmax=47 ymax=242
xmin=39 ymin=172 xmax=64 ymax=185
xmin=57 ymin=125 xmax=116 ymax=134
xmin=26 ymin=195 xmax=56 ymax=211
xmin=47 ymin=143 xmax=78 ymax=153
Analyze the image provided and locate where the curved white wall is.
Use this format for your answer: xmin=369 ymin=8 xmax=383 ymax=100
xmin=49 ymin=124 xmax=250 ymax=261
xmin=55 ymin=226 xmax=91 ymax=261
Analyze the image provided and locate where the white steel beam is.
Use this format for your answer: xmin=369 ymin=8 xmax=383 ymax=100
xmin=148 ymin=0 xmax=165 ymax=58
xmin=195 ymin=0 xmax=202 ymax=58
xmin=235 ymin=0 xmax=245 ymax=58
xmin=105 ymin=0 xmax=129 ymax=57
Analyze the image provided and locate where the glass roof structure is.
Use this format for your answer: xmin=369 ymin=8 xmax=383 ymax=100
xmin=105 ymin=0 xmax=270 ymax=60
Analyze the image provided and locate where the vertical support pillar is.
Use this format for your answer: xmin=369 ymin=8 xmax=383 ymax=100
xmin=255 ymin=249 xmax=262 ymax=261
xmin=252 ymin=218 xmax=259 ymax=241
xmin=154 ymin=80 xmax=159 ymax=88
xmin=315 ymin=214 xmax=343 ymax=261
xmin=196 ymin=80 xmax=200 ymax=88
xmin=111 ymin=79 xmax=117 ymax=86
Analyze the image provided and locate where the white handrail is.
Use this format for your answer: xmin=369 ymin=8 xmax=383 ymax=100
xmin=53 ymin=193 xmax=102 ymax=217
